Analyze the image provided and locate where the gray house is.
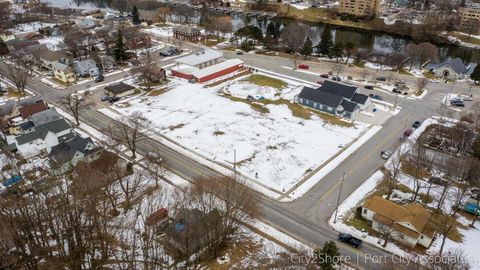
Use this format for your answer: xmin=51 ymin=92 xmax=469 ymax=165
xmin=48 ymin=135 xmax=102 ymax=175
xmin=432 ymin=58 xmax=468 ymax=80
xmin=295 ymin=81 xmax=369 ymax=119
xmin=75 ymin=59 xmax=100 ymax=77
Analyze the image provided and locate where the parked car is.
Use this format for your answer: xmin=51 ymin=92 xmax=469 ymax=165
xmin=338 ymin=233 xmax=362 ymax=248
xmin=109 ymin=96 xmax=120 ymax=103
xmin=298 ymin=64 xmax=309 ymax=69
xmin=429 ymin=176 xmax=448 ymax=186
xmin=146 ymin=152 xmax=163 ymax=163
xmin=404 ymin=128 xmax=413 ymax=137
xmin=320 ymin=73 xmax=329 ymax=78
xmin=381 ymin=150 xmax=393 ymax=160
xmin=316 ymin=80 xmax=323 ymax=85
xmin=94 ymin=75 xmax=104 ymax=83
xmin=376 ymin=76 xmax=387 ymax=81
xmin=101 ymin=95 xmax=110 ymax=101
xmin=332 ymin=76 xmax=341 ymax=81
xmin=392 ymin=88 xmax=401 ymax=93
xmin=364 ymin=85 xmax=374 ymax=90
xmin=412 ymin=121 xmax=422 ymax=128
xmin=236 ymin=51 xmax=244 ymax=55
xmin=369 ymin=94 xmax=383 ymax=100
xmin=450 ymin=100 xmax=465 ymax=107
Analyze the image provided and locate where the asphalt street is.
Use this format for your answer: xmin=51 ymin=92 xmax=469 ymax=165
xmin=0 ymin=46 xmax=471 ymax=269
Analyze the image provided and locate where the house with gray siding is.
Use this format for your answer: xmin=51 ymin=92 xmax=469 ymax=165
xmin=295 ymin=81 xmax=369 ymax=119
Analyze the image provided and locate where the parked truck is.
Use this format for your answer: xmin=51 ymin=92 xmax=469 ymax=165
xmin=338 ymin=233 xmax=363 ymax=248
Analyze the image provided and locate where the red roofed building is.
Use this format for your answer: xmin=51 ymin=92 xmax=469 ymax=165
xmin=146 ymin=208 xmax=169 ymax=226
xmin=19 ymin=101 xmax=49 ymax=119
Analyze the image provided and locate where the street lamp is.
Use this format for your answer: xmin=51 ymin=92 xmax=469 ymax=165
xmin=333 ymin=172 xmax=346 ymax=224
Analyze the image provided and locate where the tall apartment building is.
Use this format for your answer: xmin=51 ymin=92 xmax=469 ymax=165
xmin=459 ymin=5 xmax=480 ymax=34
xmin=337 ymin=0 xmax=381 ymax=18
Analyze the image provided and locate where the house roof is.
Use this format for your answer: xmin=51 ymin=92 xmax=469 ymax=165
xmin=15 ymin=119 xmax=71 ymax=145
xmin=6 ymin=39 xmax=40 ymax=51
xmin=29 ymin=108 xmax=62 ymax=126
xmin=351 ymin=93 xmax=369 ymax=105
xmin=191 ymin=59 xmax=243 ymax=79
xmin=105 ymin=83 xmax=135 ymax=94
xmin=173 ymin=25 xmax=201 ymax=34
xmin=52 ymin=61 xmax=71 ymax=72
xmin=19 ymin=121 xmax=34 ymax=131
xmin=19 ymin=101 xmax=48 ymax=118
xmin=340 ymin=99 xmax=358 ymax=113
xmin=0 ymin=97 xmax=39 ymax=116
xmin=435 ymin=57 xmax=467 ymax=75
xmin=319 ymin=80 xmax=358 ymax=100
xmin=298 ymin=86 xmax=344 ymax=108
xmin=146 ymin=208 xmax=168 ymax=226
xmin=363 ymin=196 xmax=435 ymax=238
xmin=49 ymin=136 xmax=94 ymax=165
xmin=35 ymin=49 xmax=66 ymax=62
xmin=175 ymin=49 xmax=223 ymax=67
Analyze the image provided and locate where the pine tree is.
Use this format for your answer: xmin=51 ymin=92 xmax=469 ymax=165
xmin=114 ymin=31 xmax=127 ymax=62
xmin=0 ymin=38 xmax=9 ymax=56
xmin=470 ymin=63 xmax=480 ymax=83
xmin=315 ymin=240 xmax=340 ymax=270
xmin=301 ymin=37 xmax=313 ymax=59
xmin=266 ymin=22 xmax=275 ymax=38
xmin=329 ymin=42 xmax=344 ymax=62
xmin=132 ymin=5 xmax=141 ymax=25
xmin=316 ymin=25 xmax=333 ymax=56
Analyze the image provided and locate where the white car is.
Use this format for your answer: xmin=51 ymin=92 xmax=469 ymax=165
xmin=460 ymin=95 xmax=473 ymax=101
xmin=381 ymin=150 xmax=393 ymax=160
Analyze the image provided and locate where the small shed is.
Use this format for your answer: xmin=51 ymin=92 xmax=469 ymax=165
xmin=146 ymin=208 xmax=169 ymax=226
xmin=104 ymin=83 xmax=136 ymax=98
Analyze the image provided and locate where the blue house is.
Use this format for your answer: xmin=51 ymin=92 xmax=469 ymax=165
xmin=295 ymin=81 xmax=369 ymax=119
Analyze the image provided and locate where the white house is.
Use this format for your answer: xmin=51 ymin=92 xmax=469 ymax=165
xmin=362 ymin=196 xmax=436 ymax=248
xmin=75 ymin=59 xmax=100 ymax=77
xmin=13 ymin=119 xmax=72 ymax=158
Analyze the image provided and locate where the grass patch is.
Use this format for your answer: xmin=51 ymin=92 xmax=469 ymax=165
xmin=449 ymin=32 xmax=480 ymax=46
xmin=236 ymin=152 xmax=257 ymax=167
xmin=401 ymin=160 xmax=430 ymax=179
xmin=399 ymin=69 xmax=414 ymax=76
xmin=418 ymin=193 xmax=433 ymax=204
xmin=213 ymin=130 xmax=225 ymax=136
xmin=147 ymin=88 xmax=168 ymax=96
xmin=244 ymin=74 xmax=286 ymax=89
xmin=397 ymin=184 xmax=413 ymax=193
xmin=311 ymin=110 xmax=354 ymax=127
xmin=414 ymin=89 xmax=425 ymax=96
xmin=346 ymin=216 xmax=371 ymax=232
xmin=422 ymin=72 xmax=436 ymax=80
xmin=5 ymin=88 xmax=25 ymax=99
xmin=221 ymin=93 xmax=270 ymax=114
xmin=169 ymin=123 xmax=185 ymax=131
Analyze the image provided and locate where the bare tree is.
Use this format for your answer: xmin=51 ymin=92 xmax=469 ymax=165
xmin=417 ymin=42 xmax=438 ymax=69
xmin=108 ymin=111 xmax=151 ymax=159
xmin=62 ymin=93 xmax=94 ymax=126
xmin=376 ymin=223 xmax=396 ymax=247
xmin=131 ymin=63 xmax=166 ymax=91
xmin=280 ymin=22 xmax=308 ymax=68
xmin=155 ymin=7 xmax=171 ymax=25
xmin=7 ymin=66 xmax=27 ymax=94
xmin=416 ymin=77 xmax=429 ymax=94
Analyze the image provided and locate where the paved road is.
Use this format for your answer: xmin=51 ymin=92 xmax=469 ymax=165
xmin=0 ymin=47 xmax=470 ymax=269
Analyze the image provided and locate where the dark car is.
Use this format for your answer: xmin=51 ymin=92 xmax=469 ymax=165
xmin=332 ymin=76 xmax=341 ymax=81
xmin=376 ymin=76 xmax=387 ymax=81
xmin=404 ymin=128 xmax=413 ymax=137
xmin=338 ymin=233 xmax=362 ymax=248
xmin=364 ymin=85 xmax=374 ymax=90
xmin=236 ymin=51 xmax=244 ymax=55
xmin=320 ymin=74 xmax=329 ymax=79
xmin=94 ymin=75 xmax=104 ymax=83
xmin=412 ymin=121 xmax=422 ymax=128
xmin=369 ymin=94 xmax=383 ymax=100
xmin=429 ymin=176 xmax=448 ymax=186
xmin=450 ymin=100 xmax=465 ymax=107
xmin=317 ymin=80 xmax=323 ymax=85
xmin=298 ymin=64 xmax=309 ymax=69
xmin=109 ymin=96 xmax=120 ymax=103
xmin=392 ymin=88 xmax=401 ymax=93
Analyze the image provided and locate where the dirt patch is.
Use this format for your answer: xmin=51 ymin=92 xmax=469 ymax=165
xmin=243 ymin=74 xmax=286 ymax=89
xmin=169 ymin=123 xmax=185 ymax=131
xmin=213 ymin=130 xmax=225 ymax=136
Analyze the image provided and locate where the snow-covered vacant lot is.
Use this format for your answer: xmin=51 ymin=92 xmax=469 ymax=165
xmin=113 ymin=76 xmax=370 ymax=194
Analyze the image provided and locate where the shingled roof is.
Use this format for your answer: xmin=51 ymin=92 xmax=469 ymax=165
xmin=297 ymin=86 xmax=344 ymax=108
xmin=15 ymin=119 xmax=71 ymax=145
xmin=19 ymin=101 xmax=48 ymax=119
xmin=49 ymin=136 xmax=94 ymax=165
xmin=435 ymin=57 xmax=467 ymax=75
xmin=319 ymin=80 xmax=358 ymax=100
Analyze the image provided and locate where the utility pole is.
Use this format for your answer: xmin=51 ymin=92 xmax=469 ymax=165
xmin=333 ymin=172 xmax=346 ymax=224
xmin=233 ymin=149 xmax=236 ymax=174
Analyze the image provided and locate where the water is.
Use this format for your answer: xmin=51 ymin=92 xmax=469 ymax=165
xmin=43 ymin=0 xmax=480 ymax=64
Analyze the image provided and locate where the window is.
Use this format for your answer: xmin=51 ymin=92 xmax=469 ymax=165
xmin=399 ymin=234 xmax=405 ymax=239
xmin=363 ymin=209 xmax=367 ymax=214
xmin=299 ymin=98 xmax=303 ymax=103
xmin=420 ymin=235 xmax=424 ymax=239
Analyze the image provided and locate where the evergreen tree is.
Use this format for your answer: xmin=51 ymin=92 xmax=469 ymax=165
xmin=274 ymin=21 xmax=282 ymax=38
xmin=0 ymin=38 xmax=9 ymax=56
xmin=114 ymin=31 xmax=127 ymax=62
xmin=315 ymin=240 xmax=340 ymax=270
xmin=470 ymin=63 xmax=480 ymax=83
xmin=266 ymin=22 xmax=275 ymax=38
xmin=316 ymin=25 xmax=333 ymax=56
xmin=301 ymin=37 xmax=313 ymax=59
xmin=132 ymin=5 xmax=141 ymax=25
xmin=329 ymin=42 xmax=344 ymax=62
